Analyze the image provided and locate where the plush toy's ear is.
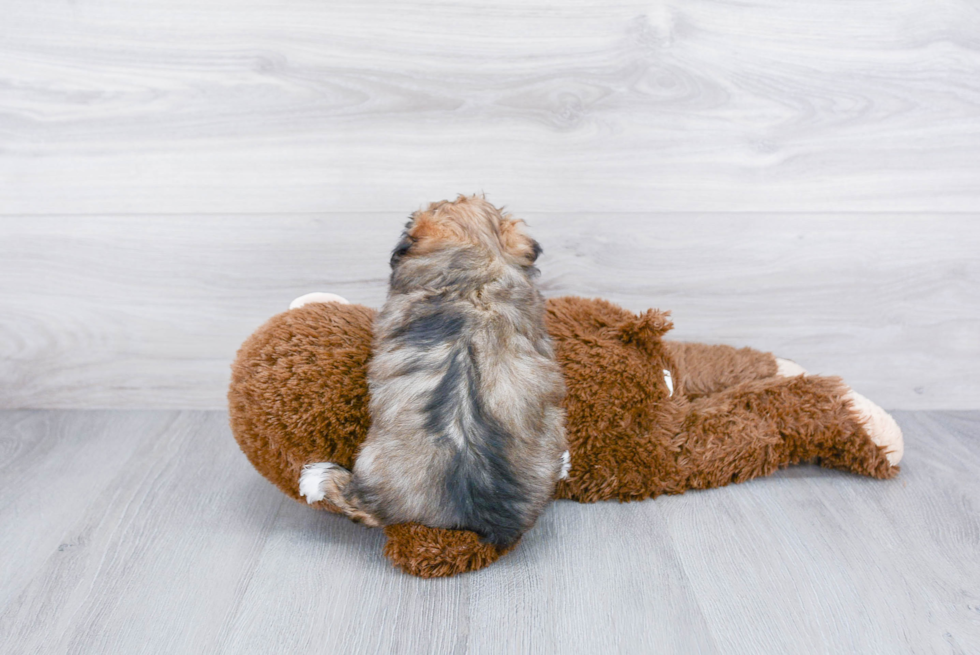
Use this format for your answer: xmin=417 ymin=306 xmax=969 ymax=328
xmin=617 ymin=309 xmax=673 ymax=348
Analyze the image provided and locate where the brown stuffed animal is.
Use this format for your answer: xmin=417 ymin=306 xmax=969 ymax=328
xmin=228 ymin=294 xmax=903 ymax=578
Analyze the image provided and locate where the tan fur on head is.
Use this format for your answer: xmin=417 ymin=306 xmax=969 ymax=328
xmin=498 ymin=217 xmax=540 ymax=266
xmin=399 ymin=195 xmax=541 ymax=269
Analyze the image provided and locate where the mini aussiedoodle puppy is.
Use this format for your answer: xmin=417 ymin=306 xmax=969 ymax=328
xmin=299 ymin=195 xmax=568 ymax=548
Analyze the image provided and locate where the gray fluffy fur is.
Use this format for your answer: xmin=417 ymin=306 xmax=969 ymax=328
xmin=313 ymin=196 xmax=567 ymax=548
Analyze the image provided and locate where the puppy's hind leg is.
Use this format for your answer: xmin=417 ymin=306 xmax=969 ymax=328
xmin=299 ymin=463 xmax=381 ymax=527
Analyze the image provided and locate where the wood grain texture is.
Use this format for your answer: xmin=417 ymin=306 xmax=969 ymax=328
xmin=1 ymin=0 xmax=979 ymax=214
xmin=0 ymin=411 xmax=285 ymax=655
xmin=1 ymin=214 xmax=976 ymax=409
xmin=1 ymin=410 xmax=977 ymax=653
xmin=661 ymin=410 xmax=980 ymax=653
xmin=0 ymin=411 xmax=148 ymax=608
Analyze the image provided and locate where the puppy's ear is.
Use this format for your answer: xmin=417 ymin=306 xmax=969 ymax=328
xmin=390 ymin=231 xmax=415 ymax=268
xmin=499 ymin=219 xmax=541 ymax=265
xmin=617 ymin=309 xmax=673 ymax=349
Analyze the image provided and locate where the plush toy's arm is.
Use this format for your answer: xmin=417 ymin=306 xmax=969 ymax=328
xmin=664 ymin=342 xmax=779 ymax=399
xmin=383 ymin=524 xmax=515 ymax=578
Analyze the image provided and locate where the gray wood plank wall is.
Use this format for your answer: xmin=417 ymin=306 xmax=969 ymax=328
xmin=1 ymin=0 xmax=978 ymax=409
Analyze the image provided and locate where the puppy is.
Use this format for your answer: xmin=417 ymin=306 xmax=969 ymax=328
xmin=300 ymin=195 xmax=567 ymax=548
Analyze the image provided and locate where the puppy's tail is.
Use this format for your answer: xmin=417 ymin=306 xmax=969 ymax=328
xmin=298 ymin=463 xmax=381 ymax=527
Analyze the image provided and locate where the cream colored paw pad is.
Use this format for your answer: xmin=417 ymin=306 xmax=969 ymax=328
xmin=844 ymin=388 xmax=904 ymax=466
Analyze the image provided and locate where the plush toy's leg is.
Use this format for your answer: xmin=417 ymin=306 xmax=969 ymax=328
xmin=665 ymin=342 xmax=778 ymax=398
xmin=673 ymin=374 xmax=900 ymax=492
xmin=772 ymin=358 xmax=903 ymax=465
xmin=840 ymin=387 xmax=904 ymax=466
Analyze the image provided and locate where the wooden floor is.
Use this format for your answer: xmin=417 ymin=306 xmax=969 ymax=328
xmin=1 ymin=409 xmax=978 ymax=654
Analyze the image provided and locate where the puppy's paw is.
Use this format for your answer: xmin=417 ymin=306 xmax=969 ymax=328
xmin=844 ymin=388 xmax=904 ymax=466
xmin=299 ymin=462 xmax=343 ymax=504
xmin=289 ymin=292 xmax=350 ymax=310
xmin=775 ymin=357 xmax=807 ymax=378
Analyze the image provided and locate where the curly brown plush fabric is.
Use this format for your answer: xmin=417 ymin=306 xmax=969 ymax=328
xmin=228 ymin=302 xmax=373 ymax=512
xmin=382 ymin=524 xmax=518 ymax=578
xmin=229 ymin=296 xmax=898 ymax=578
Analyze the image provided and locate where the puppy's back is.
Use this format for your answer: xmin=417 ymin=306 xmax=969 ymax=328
xmin=365 ymin=280 xmax=565 ymax=547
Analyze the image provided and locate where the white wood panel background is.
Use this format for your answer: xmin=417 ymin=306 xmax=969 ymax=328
xmin=1 ymin=0 xmax=979 ymax=409
xmin=1 ymin=0 xmax=979 ymax=214
xmin=1 ymin=214 xmax=977 ymax=409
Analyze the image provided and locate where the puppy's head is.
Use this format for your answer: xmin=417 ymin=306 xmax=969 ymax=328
xmin=390 ymin=195 xmax=541 ymax=270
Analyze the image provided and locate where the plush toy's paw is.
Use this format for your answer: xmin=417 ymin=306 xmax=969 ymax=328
xmin=775 ymin=358 xmax=807 ymax=377
xmin=559 ymin=450 xmax=571 ymax=479
xmin=383 ymin=524 xmax=516 ymax=578
xmin=289 ymin=292 xmax=350 ymax=309
xmin=844 ymin=388 xmax=904 ymax=466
